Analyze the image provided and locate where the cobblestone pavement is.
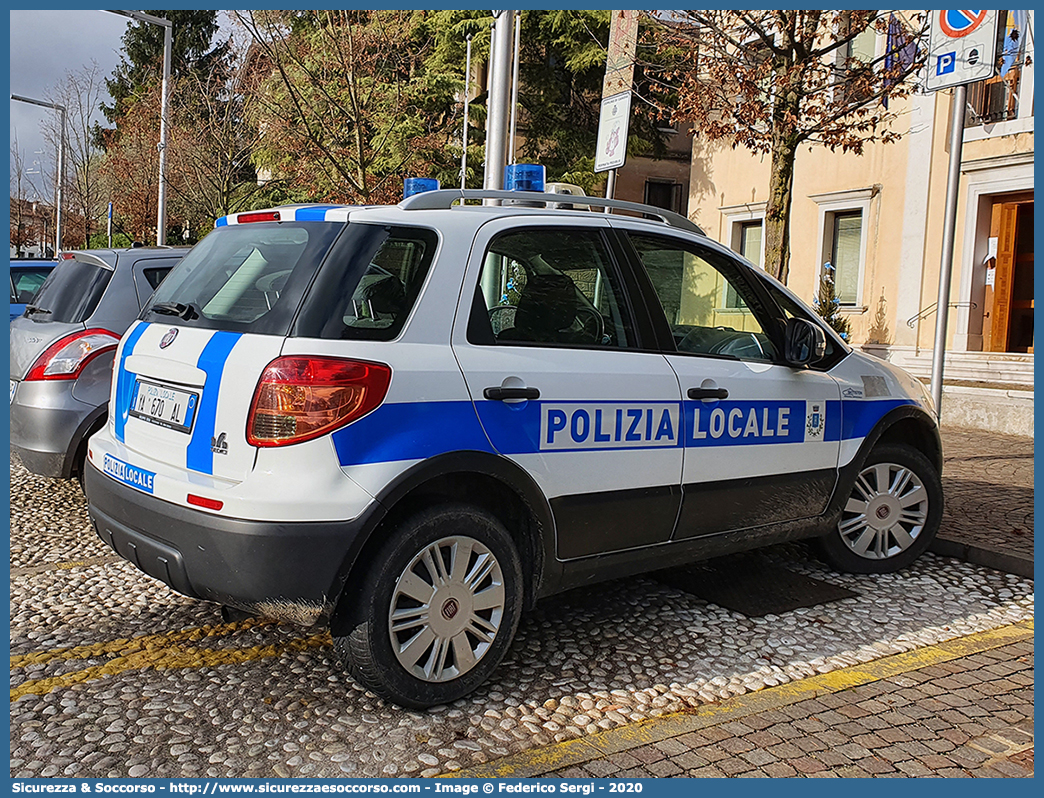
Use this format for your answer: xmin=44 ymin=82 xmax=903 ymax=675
xmin=545 ymin=638 xmax=1034 ymax=778
xmin=935 ymin=426 xmax=1034 ymax=565
xmin=8 ymin=422 xmax=1035 ymax=779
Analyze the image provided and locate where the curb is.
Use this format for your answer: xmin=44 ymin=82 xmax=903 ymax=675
xmin=930 ymin=537 xmax=1034 ymax=578
xmin=444 ymin=620 xmax=1034 ymax=779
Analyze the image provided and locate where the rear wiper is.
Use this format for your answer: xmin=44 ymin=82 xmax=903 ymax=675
xmin=24 ymin=305 xmax=52 ymax=316
xmin=150 ymin=301 xmax=199 ymax=321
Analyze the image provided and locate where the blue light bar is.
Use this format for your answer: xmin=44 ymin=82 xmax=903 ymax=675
xmin=404 ymin=177 xmax=440 ymax=198
xmin=504 ymin=164 xmax=545 ymax=192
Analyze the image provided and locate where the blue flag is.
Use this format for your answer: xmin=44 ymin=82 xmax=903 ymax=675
xmin=1000 ymin=10 xmax=1024 ymax=78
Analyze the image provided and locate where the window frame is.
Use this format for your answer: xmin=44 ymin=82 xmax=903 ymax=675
xmin=613 ymin=227 xmax=791 ymax=365
xmin=465 ymin=225 xmax=656 ymax=353
xmin=809 ymin=187 xmax=875 ymax=310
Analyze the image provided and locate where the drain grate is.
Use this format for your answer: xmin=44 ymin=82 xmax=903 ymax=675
xmin=655 ymin=550 xmax=860 ymax=617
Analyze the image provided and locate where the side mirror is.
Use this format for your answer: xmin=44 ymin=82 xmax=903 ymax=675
xmin=784 ymin=318 xmax=827 ymax=366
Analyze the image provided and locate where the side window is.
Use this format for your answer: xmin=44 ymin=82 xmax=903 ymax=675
xmin=628 ymin=233 xmax=778 ymax=362
xmin=471 ymin=228 xmax=635 ymax=349
xmin=143 ymin=267 xmax=172 ymax=290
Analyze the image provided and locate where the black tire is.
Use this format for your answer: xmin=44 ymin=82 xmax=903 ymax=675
xmin=817 ymin=443 xmax=943 ymax=574
xmin=334 ymin=504 xmax=523 ymax=709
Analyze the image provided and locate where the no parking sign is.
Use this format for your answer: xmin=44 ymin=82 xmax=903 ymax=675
xmin=925 ymin=10 xmax=1000 ymax=91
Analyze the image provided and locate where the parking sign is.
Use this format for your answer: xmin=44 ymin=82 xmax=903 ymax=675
xmin=924 ymin=10 xmax=1000 ymax=91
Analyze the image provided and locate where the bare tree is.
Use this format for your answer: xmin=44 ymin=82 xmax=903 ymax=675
xmin=43 ymin=63 xmax=108 ymax=248
xmin=10 ymin=136 xmax=33 ymax=257
xmin=645 ymin=11 xmax=926 ymax=284
xmin=165 ymin=60 xmax=265 ymax=233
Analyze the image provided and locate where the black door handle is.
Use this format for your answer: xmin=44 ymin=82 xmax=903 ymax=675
xmin=484 ymin=386 xmax=540 ymax=401
xmin=688 ymin=387 xmax=729 ymax=400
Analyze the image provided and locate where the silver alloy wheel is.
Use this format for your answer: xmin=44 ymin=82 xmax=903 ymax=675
xmin=388 ymin=535 xmax=506 ymax=683
xmin=838 ymin=461 xmax=929 ymax=560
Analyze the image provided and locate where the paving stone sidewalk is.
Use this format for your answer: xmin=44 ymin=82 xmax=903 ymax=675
xmin=930 ymin=426 xmax=1034 ymax=576
xmin=549 ymin=639 xmax=1033 ymax=778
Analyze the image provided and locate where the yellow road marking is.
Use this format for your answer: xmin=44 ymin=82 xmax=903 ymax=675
xmin=447 ymin=620 xmax=1034 ymax=779
xmin=10 ymin=619 xmax=332 ymax=700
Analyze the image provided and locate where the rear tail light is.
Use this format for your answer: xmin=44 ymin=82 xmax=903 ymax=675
xmin=24 ymin=329 xmax=121 ymax=381
xmin=246 ymin=356 xmax=392 ymax=447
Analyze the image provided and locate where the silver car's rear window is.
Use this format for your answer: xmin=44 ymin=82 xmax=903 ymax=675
xmin=27 ymin=259 xmax=111 ymax=324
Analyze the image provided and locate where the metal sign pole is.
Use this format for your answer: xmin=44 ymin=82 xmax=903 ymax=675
xmin=929 ymin=84 xmax=968 ymax=417
xmin=461 ymin=34 xmax=472 ymax=189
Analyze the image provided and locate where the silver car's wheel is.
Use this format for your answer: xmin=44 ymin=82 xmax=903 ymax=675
xmin=388 ymin=536 xmax=506 ymax=683
xmin=839 ymin=461 xmax=929 ymax=560
xmin=817 ymin=442 xmax=942 ymax=574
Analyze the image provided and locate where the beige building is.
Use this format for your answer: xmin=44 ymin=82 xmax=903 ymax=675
xmin=685 ymin=12 xmax=1034 ymax=387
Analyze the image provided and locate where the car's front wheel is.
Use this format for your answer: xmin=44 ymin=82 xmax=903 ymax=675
xmin=818 ymin=443 xmax=942 ymax=573
xmin=335 ymin=504 xmax=523 ymax=708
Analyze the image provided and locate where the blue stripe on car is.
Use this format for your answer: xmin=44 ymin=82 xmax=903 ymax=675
xmin=330 ymin=397 xmax=915 ymax=467
xmin=293 ymin=205 xmax=340 ymax=221
xmin=113 ymin=322 xmax=149 ymax=443
xmin=186 ymin=331 xmax=242 ymax=475
xmin=332 ymin=401 xmax=494 ymax=467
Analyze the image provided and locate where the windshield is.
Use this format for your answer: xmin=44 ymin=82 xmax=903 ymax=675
xmin=142 ymin=222 xmax=344 ymax=336
xmin=28 ymin=259 xmax=111 ymax=323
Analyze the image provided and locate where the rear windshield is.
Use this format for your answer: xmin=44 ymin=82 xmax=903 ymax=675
xmin=141 ymin=220 xmax=439 ymax=340
xmin=141 ymin=222 xmax=343 ymax=336
xmin=27 ymin=259 xmax=112 ymax=323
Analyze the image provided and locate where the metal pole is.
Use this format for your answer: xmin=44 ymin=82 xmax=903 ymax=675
xmin=54 ymin=107 xmax=65 ymax=254
xmin=11 ymin=94 xmax=66 ymax=255
xmin=929 ymin=84 xmax=967 ymax=418
xmin=604 ymin=168 xmax=617 ymax=212
xmin=108 ymin=201 xmax=113 ymax=247
xmin=156 ymin=22 xmax=172 ymax=246
xmin=461 ymin=34 xmax=472 ymax=189
xmin=508 ymin=12 xmax=521 ymax=165
xmin=483 ymin=10 xmax=515 ymax=193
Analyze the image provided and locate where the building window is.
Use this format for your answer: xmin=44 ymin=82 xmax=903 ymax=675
xmin=809 ymin=187 xmax=875 ymax=309
xmin=726 ymin=221 xmax=762 ymax=308
xmin=965 ymin=11 xmax=1035 ymax=137
xmin=827 ymin=211 xmax=863 ymax=305
xmin=644 ymin=180 xmax=683 ymax=214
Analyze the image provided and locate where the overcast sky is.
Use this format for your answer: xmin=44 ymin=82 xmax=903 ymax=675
xmin=8 ymin=9 xmax=243 ymax=202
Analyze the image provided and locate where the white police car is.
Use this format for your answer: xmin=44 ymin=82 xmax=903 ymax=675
xmin=85 ymin=187 xmax=943 ymax=708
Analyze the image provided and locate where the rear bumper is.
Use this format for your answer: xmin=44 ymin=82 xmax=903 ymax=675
xmin=84 ymin=459 xmax=371 ymax=625
xmin=9 ymin=380 xmax=98 ymax=478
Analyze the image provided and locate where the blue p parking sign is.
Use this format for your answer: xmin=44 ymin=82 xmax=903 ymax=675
xmin=925 ymin=10 xmax=998 ymax=91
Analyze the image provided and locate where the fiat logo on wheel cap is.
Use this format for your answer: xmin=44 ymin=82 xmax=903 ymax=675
xmin=441 ymin=599 xmax=459 ymax=620
xmin=876 ymin=505 xmax=891 ymax=519
xmin=159 ymin=328 xmax=178 ymax=349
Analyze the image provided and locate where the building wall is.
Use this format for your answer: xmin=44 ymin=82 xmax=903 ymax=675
xmin=686 ymin=14 xmax=1034 ymax=358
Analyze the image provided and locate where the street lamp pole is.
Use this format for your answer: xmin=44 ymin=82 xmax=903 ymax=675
xmin=11 ymin=94 xmax=65 ymax=256
xmin=107 ymin=9 xmax=172 ymax=246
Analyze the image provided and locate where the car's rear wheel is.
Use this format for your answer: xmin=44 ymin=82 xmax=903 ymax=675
xmin=818 ymin=443 xmax=942 ymax=573
xmin=334 ymin=504 xmax=523 ymax=708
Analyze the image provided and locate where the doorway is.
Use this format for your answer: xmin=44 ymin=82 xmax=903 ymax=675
xmin=984 ymin=195 xmax=1034 ymax=353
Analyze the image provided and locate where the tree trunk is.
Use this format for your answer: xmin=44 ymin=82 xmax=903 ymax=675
xmin=763 ymin=76 xmax=802 ymax=285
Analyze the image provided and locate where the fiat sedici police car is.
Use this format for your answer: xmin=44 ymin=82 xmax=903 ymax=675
xmin=85 ymin=185 xmax=943 ymax=708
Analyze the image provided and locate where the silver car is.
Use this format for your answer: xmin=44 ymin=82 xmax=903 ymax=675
xmin=10 ymin=247 xmax=189 ymax=484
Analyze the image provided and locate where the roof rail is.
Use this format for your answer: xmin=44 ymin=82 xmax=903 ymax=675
xmin=399 ymin=189 xmax=704 ymax=235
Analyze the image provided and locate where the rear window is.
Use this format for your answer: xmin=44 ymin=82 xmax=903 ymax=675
xmin=141 ymin=222 xmax=343 ymax=336
xmin=27 ymin=259 xmax=112 ymax=323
